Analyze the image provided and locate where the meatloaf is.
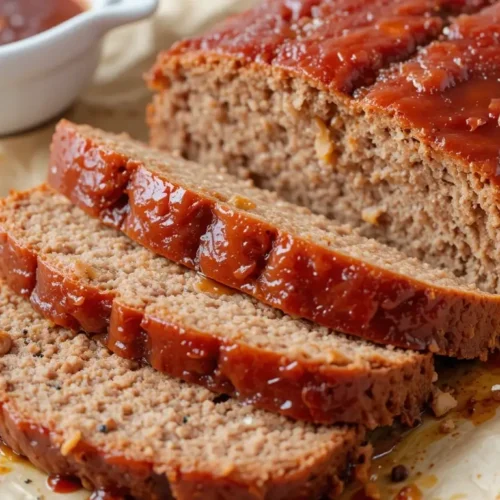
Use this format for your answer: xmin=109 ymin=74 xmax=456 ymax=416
xmin=0 ymin=186 xmax=434 ymax=428
xmin=0 ymin=281 xmax=369 ymax=499
xmin=147 ymin=0 xmax=500 ymax=294
xmin=49 ymin=120 xmax=500 ymax=359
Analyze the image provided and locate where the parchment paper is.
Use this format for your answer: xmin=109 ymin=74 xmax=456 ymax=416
xmin=0 ymin=1 xmax=499 ymax=499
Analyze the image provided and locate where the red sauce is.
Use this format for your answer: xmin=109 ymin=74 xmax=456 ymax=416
xmin=161 ymin=0 xmax=492 ymax=96
xmin=363 ymin=3 xmax=500 ymax=184
xmin=46 ymin=474 xmax=82 ymax=494
xmin=0 ymin=0 xmax=86 ymax=47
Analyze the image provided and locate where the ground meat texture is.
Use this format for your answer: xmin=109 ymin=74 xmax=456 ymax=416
xmin=147 ymin=1 xmax=500 ymax=297
xmin=0 ymin=281 xmax=369 ymax=500
xmin=0 ymin=186 xmax=435 ymax=428
xmin=46 ymin=121 xmax=500 ymax=359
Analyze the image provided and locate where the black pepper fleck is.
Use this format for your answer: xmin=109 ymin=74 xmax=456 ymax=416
xmin=97 ymin=424 xmax=108 ymax=433
xmin=22 ymin=329 xmax=28 ymax=335
xmin=24 ymin=478 xmax=32 ymax=484
xmin=391 ymin=464 xmax=409 ymax=483
xmin=182 ymin=416 xmax=189 ymax=424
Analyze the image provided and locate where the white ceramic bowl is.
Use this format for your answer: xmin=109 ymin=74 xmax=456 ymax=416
xmin=0 ymin=0 xmax=159 ymax=136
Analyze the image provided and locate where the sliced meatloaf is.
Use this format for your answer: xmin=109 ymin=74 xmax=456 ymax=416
xmin=48 ymin=120 xmax=500 ymax=359
xmin=0 ymin=186 xmax=434 ymax=428
xmin=146 ymin=0 xmax=500 ymax=294
xmin=0 ymin=281 xmax=369 ymax=500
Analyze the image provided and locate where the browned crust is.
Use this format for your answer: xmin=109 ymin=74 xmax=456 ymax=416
xmin=146 ymin=0 xmax=495 ymax=97
xmin=47 ymin=121 xmax=500 ymax=359
xmin=0 ymin=401 xmax=369 ymax=499
xmin=0 ymin=189 xmax=433 ymax=428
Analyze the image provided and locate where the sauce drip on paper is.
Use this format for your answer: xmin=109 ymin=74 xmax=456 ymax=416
xmin=47 ymin=474 xmax=82 ymax=494
xmin=349 ymin=357 xmax=500 ymax=499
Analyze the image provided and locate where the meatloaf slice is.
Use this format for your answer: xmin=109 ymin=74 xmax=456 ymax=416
xmin=360 ymin=3 xmax=500 ymax=293
xmin=0 ymin=186 xmax=434 ymax=428
xmin=0 ymin=281 xmax=369 ymax=500
xmin=48 ymin=120 xmax=500 ymax=359
xmin=146 ymin=0 xmax=500 ymax=294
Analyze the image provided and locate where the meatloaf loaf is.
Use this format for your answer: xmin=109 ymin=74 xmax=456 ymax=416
xmin=0 ymin=186 xmax=434 ymax=428
xmin=0 ymin=281 xmax=369 ymax=499
xmin=49 ymin=120 xmax=500 ymax=359
xmin=147 ymin=0 xmax=500 ymax=294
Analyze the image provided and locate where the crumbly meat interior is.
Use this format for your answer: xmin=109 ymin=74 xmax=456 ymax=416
xmin=0 ymin=187 xmax=427 ymax=370
xmin=148 ymin=63 xmax=499 ymax=293
xmin=0 ymin=282 xmax=361 ymax=487
xmin=64 ymin=124 xmax=486 ymax=295
xmin=148 ymin=2 xmax=500 ymax=294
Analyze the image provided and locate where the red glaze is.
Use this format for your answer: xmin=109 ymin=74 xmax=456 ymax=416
xmin=363 ymin=3 xmax=500 ymax=185
xmin=0 ymin=188 xmax=433 ymax=427
xmin=0 ymin=0 xmax=85 ymax=46
xmin=47 ymin=474 xmax=82 ymax=494
xmin=31 ymin=259 xmax=114 ymax=333
xmin=153 ymin=0 xmax=493 ymax=95
xmin=0 ymin=231 xmax=36 ymax=298
xmin=47 ymin=121 xmax=500 ymax=359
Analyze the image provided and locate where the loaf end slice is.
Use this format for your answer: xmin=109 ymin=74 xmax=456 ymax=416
xmin=0 ymin=186 xmax=434 ymax=428
xmin=0 ymin=281 xmax=370 ymax=499
xmin=146 ymin=1 xmax=500 ymax=298
xmin=49 ymin=120 xmax=500 ymax=359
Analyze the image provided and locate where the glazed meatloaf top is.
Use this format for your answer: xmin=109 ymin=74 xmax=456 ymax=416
xmin=150 ymin=0 xmax=494 ymax=97
xmin=151 ymin=0 xmax=500 ymax=193
xmin=0 ymin=282 xmax=368 ymax=500
xmin=362 ymin=2 xmax=500 ymax=186
xmin=48 ymin=120 xmax=500 ymax=359
xmin=0 ymin=186 xmax=434 ymax=428
xmin=145 ymin=1 xmax=500 ymax=300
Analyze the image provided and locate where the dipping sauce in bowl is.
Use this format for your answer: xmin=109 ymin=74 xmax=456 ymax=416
xmin=0 ymin=0 xmax=86 ymax=46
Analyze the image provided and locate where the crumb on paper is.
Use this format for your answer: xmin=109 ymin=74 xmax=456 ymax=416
xmin=431 ymin=387 xmax=458 ymax=418
xmin=439 ymin=419 xmax=456 ymax=434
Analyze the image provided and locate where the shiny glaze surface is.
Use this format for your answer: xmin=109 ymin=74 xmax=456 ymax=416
xmin=363 ymin=3 xmax=500 ymax=184
xmin=0 ymin=190 xmax=433 ymax=427
xmin=47 ymin=121 xmax=500 ymax=358
xmin=47 ymin=473 xmax=82 ymax=494
xmin=158 ymin=0 xmax=492 ymax=95
xmin=0 ymin=0 xmax=85 ymax=46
